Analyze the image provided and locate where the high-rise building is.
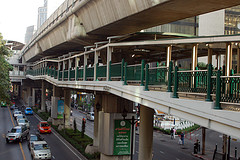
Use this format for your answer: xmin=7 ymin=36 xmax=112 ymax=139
xmin=37 ymin=0 xmax=48 ymax=29
xmin=24 ymin=25 xmax=35 ymax=44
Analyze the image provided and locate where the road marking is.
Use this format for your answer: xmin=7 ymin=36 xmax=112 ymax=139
xmin=52 ymin=155 xmax=55 ymax=159
xmin=160 ymin=151 xmax=165 ymax=154
xmin=8 ymin=107 xmax=26 ymax=160
xmin=176 ymin=158 xmax=180 ymax=160
xmin=34 ymin=114 xmax=83 ymax=160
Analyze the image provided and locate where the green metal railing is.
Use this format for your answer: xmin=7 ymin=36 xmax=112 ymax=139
xmin=24 ymin=62 xmax=240 ymax=108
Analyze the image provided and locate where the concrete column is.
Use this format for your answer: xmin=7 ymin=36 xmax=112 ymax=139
xmin=94 ymin=51 xmax=100 ymax=81
xmin=41 ymin=81 xmax=46 ymax=111
xmin=237 ymin=44 xmax=240 ymax=73
xmin=207 ymin=47 xmax=213 ymax=65
xmin=166 ymin=45 xmax=172 ymax=67
xmin=83 ymin=54 xmax=89 ymax=81
xmin=32 ymin=88 xmax=36 ymax=106
xmin=192 ymin=44 xmax=198 ymax=70
xmin=138 ymin=105 xmax=154 ymax=160
xmin=93 ymin=94 xmax=102 ymax=146
xmin=225 ymin=43 xmax=233 ymax=76
xmin=64 ymin=88 xmax=71 ymax=127
xmin=106 ymin=47 xmax=112 ymax=81
xmin=51 ymin=85 xmax=62 ymax=126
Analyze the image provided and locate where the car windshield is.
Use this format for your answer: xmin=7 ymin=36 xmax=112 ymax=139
xmin=30 ymin=136 xmax=38 ymax=141
xmin=34 ymin=144 xmax=49 ymax=150
xmin=26 ymin=108 xmax=32 ymax=111
xmin=17 ymin=115 xmax=24 ymax=119
xmin=11 ymin=128 xmax=21 ymax=133
xmin=40 ymin=123 xmax=49 ymax=127
xmin=18 ymin=119 xmax=26 ymax=123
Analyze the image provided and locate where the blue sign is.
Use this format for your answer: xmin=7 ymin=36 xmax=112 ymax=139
xmin=57 ymin=100 xmax=64 ymax=119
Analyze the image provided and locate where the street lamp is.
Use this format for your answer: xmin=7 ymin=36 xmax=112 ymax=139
xmin=121 ymin=108 xmax=138 ymax=160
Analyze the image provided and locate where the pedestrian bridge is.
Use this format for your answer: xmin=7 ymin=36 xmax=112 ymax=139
xmin=21 ymin=0 xmax=240 ymax=62
xmin=25 ymin=33 xmax=240 ymax=139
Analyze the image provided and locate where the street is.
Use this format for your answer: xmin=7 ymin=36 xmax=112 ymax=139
xmin=0 ymin=100 xmax=84 ymax=160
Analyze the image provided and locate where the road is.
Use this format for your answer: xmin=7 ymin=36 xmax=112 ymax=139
xmin=0 ymin=100 xmax=85 ymax=160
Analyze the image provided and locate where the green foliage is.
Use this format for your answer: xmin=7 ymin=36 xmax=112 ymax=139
xmin=154 ymin=124 xmax=200 ymax=135
xmin=0 ymin=33 xmax=12 ymax=103
xmin=197 ymin=62 xmax=207 ymax=69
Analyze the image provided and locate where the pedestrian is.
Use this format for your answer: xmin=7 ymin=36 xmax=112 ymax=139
xmin=180 ymin=132 xmax=184 ymax=145
xmin=170 ymin=128 xmax=174 ymax=139
xmin=173 ymin=127 xmax=176 ymax=139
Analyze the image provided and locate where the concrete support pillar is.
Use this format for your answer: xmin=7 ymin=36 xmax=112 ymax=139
xmin=138 ymin=105 xmax=154 ymax=160
xmin=64 ymin=88 xmax=71 ymax=127
xmin=41 ymin=81 xmax=46 ymax=111
xmin=51 ymin=85 xmax=62 ymax=125
xmin=106 ymin=47 xmax=112 ymax=81
xmin=83 ymin=54 xmax=89 ymax=81
xmin=166 ymin=45 xmax=172 ymax=67
xmin=32 ymin=88 xmax=36 ymax=106
xmin=93 ymin=94 xmax=102 ymax=146
xmin=237 ymin=45 xmax=240 ymax=73
xmin=94 ymin=51 xmax=100 ymax=81
xmin=192 ymin=44 xmax=198 ymax=70
xmin=207 ymin=47 xmax=213 ymax=65
xmin=225 ymin=43 xmax=233 ymax=76
xmin=27 ymin=87 xmax=32 ymax=107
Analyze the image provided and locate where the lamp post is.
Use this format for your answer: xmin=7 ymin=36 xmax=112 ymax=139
xmin=122 ymin=108 xmax=138 ymax=160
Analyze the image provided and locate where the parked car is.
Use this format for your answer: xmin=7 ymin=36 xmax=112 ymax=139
xmin=17 ymin=119 xmax=30 ymax=129
xmin=25 ymin=107 xmax=33 ymax=115
xmin=30 ymin=141 xmax=51 ymax=160
xmin=38 ymin=121 xmax=51 ymax=134
xmin=27 ymin=134 xmax=44 ymax=149
xmin=86 ymin=112 xmax=94 ymax=121
xmin=6 ymin=125 xmax=29 ymax=143
xmin=13 ymin=111 xmax=22 ymax=119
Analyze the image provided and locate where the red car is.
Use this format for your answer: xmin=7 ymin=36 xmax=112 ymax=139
xmin=38 ymin=121 xmax=51 ymax=134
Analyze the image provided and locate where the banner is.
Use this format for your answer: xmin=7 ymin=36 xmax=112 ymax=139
xmin=57 ymin=100 xmax=64 ymax=119
xmin=113 ymin=120 xmax=131 ymax=155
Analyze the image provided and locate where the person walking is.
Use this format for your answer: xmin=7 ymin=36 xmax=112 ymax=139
xmin=180 ymin=132 xmax=185 ymax=145
xmin=173 ymin=128 xmax=176 ymax=139
xmin=170 ymin=128 xmax=174 ymax=139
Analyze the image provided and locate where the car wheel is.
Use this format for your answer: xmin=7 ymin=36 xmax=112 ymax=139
xmin=6 ymin=139 xmax=9 ymax=143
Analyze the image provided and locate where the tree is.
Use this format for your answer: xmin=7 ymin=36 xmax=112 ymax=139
xmin=0 ymin=33 xmax=12 ymax=103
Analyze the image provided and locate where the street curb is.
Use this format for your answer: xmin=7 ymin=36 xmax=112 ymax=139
xmin=192 ymin=153 xmax=210 ymax=160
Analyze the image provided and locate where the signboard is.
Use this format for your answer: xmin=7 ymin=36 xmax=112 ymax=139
xmin=113 ymin=120 xmax=131 ymax=155
xmin=57 ymin=100 xmax=64 ymax=119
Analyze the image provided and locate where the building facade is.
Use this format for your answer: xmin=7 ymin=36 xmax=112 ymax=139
xmin=37 ymin=0 xmax=48 ymax=29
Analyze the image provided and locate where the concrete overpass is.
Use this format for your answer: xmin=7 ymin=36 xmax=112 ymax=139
xmin=21 ymin=0 xmax=240 ymax=62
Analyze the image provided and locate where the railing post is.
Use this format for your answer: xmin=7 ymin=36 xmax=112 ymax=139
xmin=206 ymin=64 xmax=213 ymax=101
xmin=194 ymin=66 xmax=198 ymax=89
xmin=124 ymin=62 xmax=127 ymax=85
xmin=173 ymin=66 xmax=179 ymax=98
xmin=215 ymin=70 xmax=221 ymax=109
xmin=75 ymin=66 xmax=78 ymax=81
xmin=145 ymin=64 xmax=149 ymax=91
xmin=167 ymin=61 xmax=173 ymax=92
xmin=230 ymin=69 xmax=234 ymax=97
xmin=85 ymin=65 xmax=87 ymax=81
xmin=95 ymin=63 xmax=98 ymax=81
xmin=121 ymin=59 xmax=125 ymax=81
xmin=140 ymin=59 xmax=145 ymax=86
xmin=109 ymin=61 xmax=112 ymax=81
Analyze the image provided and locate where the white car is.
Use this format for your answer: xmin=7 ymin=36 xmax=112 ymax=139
xmin=13 ymin=111 xmax=22 ymax=119
xmin=86 ymin=112 xmax=94 ymax=121
xmin=30 ymin=141 xmax=51 ymax=160
xmin=17 ymin=119 xmax=30 ymax=129
xmin=16 ymin=114 xmax=27 ymax=122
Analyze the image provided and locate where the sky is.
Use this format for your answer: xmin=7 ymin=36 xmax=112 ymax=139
xmin=0 ymin=0 xmax=65 ymax=43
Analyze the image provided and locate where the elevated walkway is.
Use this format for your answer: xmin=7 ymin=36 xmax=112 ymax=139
xmin=27 ymin=74 xmax=240 ymax=139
